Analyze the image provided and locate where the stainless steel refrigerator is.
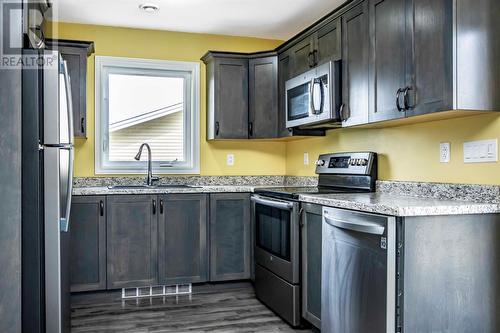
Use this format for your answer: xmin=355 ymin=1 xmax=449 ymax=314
xmin=22 ymin=49 xmax=74 ymax=333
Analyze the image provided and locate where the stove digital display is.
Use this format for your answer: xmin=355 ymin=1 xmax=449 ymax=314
xmin=329 ymin=156 xmax=350 ymax=168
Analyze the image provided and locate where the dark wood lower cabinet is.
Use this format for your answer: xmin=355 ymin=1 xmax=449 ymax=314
xmin=69 ymin=196 xmax=107 ymax=292
xmin=106 ymin=195 xmax=158 ymax=289
xmin=158 ymin=194 xmax=208 ymax=285
xmin=301 ymin=203 xmax=323 ymax=329
xmin=70 ymin=193 xmax=252 ymax=292
xmin=209 ymin=193 xmax=251 ymax=281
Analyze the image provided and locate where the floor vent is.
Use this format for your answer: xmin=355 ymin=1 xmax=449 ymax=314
xmin=122 ymin=284 xmax=192 ymax=299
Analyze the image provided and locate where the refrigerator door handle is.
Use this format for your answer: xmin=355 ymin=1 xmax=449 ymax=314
xmin=62 ymin=59 xmax=74 ymax=144
xmin=60 ymin=147 xmax=74 ymax=232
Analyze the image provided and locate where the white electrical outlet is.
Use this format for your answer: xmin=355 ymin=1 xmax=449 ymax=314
xmin=463 ymin=139 xmax=498 ymax=163
xmin=303 ymin=152 xmax=309 ymax=165
xmin=440 ymin=142 xmax=451 ymax=163
xmin=226 ymin=154 xmax=235 ymax=166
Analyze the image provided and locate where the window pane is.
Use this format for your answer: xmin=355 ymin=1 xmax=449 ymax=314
xmin=108 ymin=74 xmax=184 ymax=162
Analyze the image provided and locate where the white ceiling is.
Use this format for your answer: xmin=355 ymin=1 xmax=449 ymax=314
xmin=48 ymin=0 xmax=347 ymax=40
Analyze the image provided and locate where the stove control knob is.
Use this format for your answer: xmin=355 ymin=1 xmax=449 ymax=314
xmin=356 ymin=159 xmax=363 ymax=166
xmin=315 ymin=160 xmax=326 ymax=167
xmin=361 ymin=159 xmax=368 ymax=166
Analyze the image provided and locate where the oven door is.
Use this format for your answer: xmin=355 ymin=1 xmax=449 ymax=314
xmin=251 ymin=195 xmax=300 ymax=284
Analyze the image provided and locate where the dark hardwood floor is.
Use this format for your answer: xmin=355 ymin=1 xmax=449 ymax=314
xmin=71 ymin=285 xmax=317 ymax=333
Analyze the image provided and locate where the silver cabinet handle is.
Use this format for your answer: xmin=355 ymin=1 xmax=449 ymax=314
xmin=403 ymin=86 xmax=413 ymax=110
xmin=251 ymin=196 xmax=294 ymax=210
xmin=324 ymin=216 xmax=385 ymax=235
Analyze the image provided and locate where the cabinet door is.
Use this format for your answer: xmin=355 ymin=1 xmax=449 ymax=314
xmin=289 ymin=35 xmax=315 ymax=76
xmin=278 ymin=51 xmax=292 ymax=137
xmin=158 ymin=194 xmax=208 ymax=285
xmin=69 ymin=196 xmax=106 ymax=292
xmin=249 ymin=56 xmax=278 ymax=139
xmin=58 ymin=48 xmax=88 ymax=138
xmin=106 ymin=195 xmax=158 ymax=289
xmin=407 ymin=0 xmax=453 ymax=116
xmin=316 ymin=18 xmax=342 ymax=64
xmin=215 ymin=57 xmax=249 ymax=139
xmin=209 ymin=193 xmax=251 ymax=281
xmin=342 ymin=1 xmax=370 ymax=126
xmin=301 ymin=203 xmax=322 ymax=329
xmin=368 ymin=0 xmax=407 ymax=123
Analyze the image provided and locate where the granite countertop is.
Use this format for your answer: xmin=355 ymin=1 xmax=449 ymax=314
xmin=299 ymin=192 xmax=500 ymax=217
xmin=72 ymin=185 xmax=269 ymax=196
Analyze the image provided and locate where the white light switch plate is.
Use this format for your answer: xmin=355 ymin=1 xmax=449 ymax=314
xmin=440 ymin=142 xmax=450 ymax=163
xmin=226 ymin=154 xmax=234 ymax=166
xmin=463 ymin=139 xmax=498 ymax=163
xmin=303 ymin=152 xmax=309 ymax=165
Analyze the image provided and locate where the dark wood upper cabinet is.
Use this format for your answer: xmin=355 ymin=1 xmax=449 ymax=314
xmin=209 ymin=193 xmax=251 ymax=282
xmin=46 ymin=39 xmax=94 ymax=138
xmin=289 ymin=35 xmax=316 ymax=77
xmin=202 ymin=51 xmax=279 ymax=140
xmin=202 ymin=52 xmax=248 ymax=140
xmin=316 ymin=18 xmax=342 ymax=64
xmin=106 ymin=195 xmax=158 ymax=289
xmin=341 ymin=0 xmax=370 ymax=127
xmin=278 ymin=51 xmax=292 ymax=137
xmin=69 ymin=196 xmax=107 ymax=292
xmin=158 ymin=194 xmax=208 ymax=285
xmin=288 ymin=18 xmax=342 ymax=78
xmin=249 ymin=56 xmax=278 ymax=138
xmin=368 ymin=0 xmax=407 ymax=122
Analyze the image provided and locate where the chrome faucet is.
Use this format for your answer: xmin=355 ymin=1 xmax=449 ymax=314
xmin=134 ymin=143 xmax=159 ymax=186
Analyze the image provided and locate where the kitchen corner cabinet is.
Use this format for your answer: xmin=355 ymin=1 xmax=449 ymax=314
xmin=106 ymin=195 xmax=158 ymax=289
xmin=69 ymin=196 xmax=106 ymax=292
xmin=209 ymin=193 xmax=251 ymax=281
xmin=300 ymin=203 xmax=322 ymax=329
xmin=249 ymin=56 xmax=278 ymax=138
xmin=46 ymin=39 xmax=94 ymax=138
xmin=158 ymin=194 xmax=208 ymax=285
xmin=202 ymin=51 xmax=279 ymax=140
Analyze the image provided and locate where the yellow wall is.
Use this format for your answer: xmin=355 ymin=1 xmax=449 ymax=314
xmin=47 ymin=22 xmax=500 ymax=185
xmin=46 ymin=22 xmax=286 ymax=176
xmin=286 ymin=113 xmax=500 ymax=185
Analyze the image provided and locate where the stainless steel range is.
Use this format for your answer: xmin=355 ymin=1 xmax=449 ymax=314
xmin=251 ymin=151 xmax=377 ymax=327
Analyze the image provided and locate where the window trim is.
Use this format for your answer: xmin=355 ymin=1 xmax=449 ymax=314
xmin=95 ymin=56 xmax=200 ymax=174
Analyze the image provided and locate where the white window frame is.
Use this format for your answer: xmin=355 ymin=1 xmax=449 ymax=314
xmin=95 ymin=56 xmax=200 ymax=174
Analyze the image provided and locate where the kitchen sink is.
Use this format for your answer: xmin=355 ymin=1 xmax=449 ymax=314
xmin=107 ymin=184 xmax=201 ymax=189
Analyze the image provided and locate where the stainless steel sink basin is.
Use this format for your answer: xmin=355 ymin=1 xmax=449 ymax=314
xmin=107 ymin=184 xmax=200 ymax=189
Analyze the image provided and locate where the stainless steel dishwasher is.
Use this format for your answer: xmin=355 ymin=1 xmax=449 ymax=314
xmin=321 ymin=207 xmax=396 ymax=333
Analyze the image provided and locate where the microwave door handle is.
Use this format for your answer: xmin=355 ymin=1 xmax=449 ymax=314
xmin=251 ymin=196 xmax=294 ymax=210
xmin=324 ymin=216 xmax=385 ymax=235
xmin=319 ymin=78 xmax=325 ymax=113
xmin=309 ymin=78 xmax=315 ymax=115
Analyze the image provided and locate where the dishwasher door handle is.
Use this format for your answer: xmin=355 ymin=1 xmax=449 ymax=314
xmin=324 ymin=216 xmax=385 ymax=235
xmin=251 ymin=196 xmax=294 ymax=210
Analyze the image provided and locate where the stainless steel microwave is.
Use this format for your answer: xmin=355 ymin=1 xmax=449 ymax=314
xmin=285 ymin=61 xmax=341 ymax=129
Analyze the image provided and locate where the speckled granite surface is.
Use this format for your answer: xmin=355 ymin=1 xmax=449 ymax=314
xmin=299 ymin=193 xmax=500 ymax=217
xmin=376 ymin=180 xmax=500 ymax=203
xmin=73 ymin=177 xmax=500 ymax=216
xmin=74 ymin=176 xmax=288 ymax=187
xmin=72 ymin=185 xmax=273 ymax=196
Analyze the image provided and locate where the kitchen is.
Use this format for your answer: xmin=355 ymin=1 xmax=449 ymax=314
xmin=1 ymin=0 xmax=499 ymax=332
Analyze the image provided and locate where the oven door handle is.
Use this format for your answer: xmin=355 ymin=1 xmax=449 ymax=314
xmin=251 ymin=196 xmax=294 ymax=210
xmin=324 ymin=216 xmax=385 ymax=235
